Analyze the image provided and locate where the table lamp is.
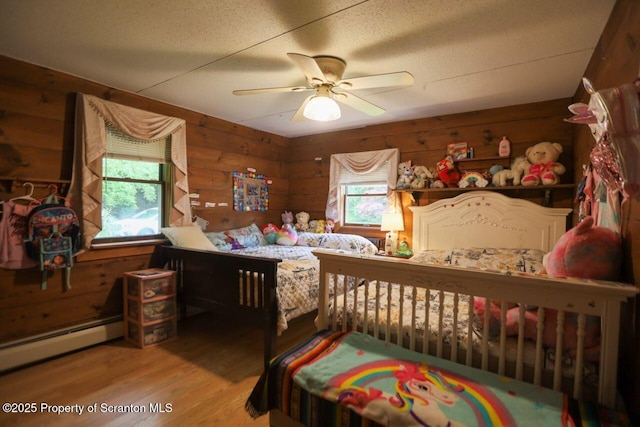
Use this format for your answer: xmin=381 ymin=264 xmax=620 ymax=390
xmin=380 ymin=212 xmax=404 ymax=255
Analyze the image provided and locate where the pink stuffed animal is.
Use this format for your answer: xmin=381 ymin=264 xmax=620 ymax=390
xmin=473 ymin=298 xmax=601 ymax=361
xmin=543 ymin=216 xmax=621 ymax=280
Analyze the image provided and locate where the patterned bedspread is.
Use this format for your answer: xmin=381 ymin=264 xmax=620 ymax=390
xmin=246 ymin=330 xmax=628 ymax=426
xmin=231 ymin=233 xmax=377 ymax=334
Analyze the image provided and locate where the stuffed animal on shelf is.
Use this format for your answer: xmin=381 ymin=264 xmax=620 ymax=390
xmin=520 ymin=142 xmax=566 ymax=186
xmin=410 ymin=165 xmax=434 ymax=189
xmin=491 ymin=156 xmax=531 ymax=187
xmin=294 ymin=211 xmax=310 ymax=232
xmin=261 ymin=223 xmax=280 ymax=244
xmin=458 ymin=171 xmax=488 ymax=188
xmin=396 ymin=160 xmax=414 ymax=189
xmin=436 ymin=156 xmax=460 ymax=187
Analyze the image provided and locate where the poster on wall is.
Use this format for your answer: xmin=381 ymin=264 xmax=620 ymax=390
xmin=233 ymin=171 xmax=269 ymax=211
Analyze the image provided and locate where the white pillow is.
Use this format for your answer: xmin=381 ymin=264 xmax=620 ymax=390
xmin=161 ymin=225 xmax=219 ymax=252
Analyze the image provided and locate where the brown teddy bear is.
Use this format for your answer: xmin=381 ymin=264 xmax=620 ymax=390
xmin=521 ymin=141 xmax=566 ymax=186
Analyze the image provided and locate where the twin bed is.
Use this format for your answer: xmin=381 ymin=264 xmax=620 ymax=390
xmin=152 ymin=191 xmax=637 ymax=425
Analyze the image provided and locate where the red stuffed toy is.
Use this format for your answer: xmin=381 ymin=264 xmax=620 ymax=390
xmin=436 ymin=156 xmax=460 ymax=187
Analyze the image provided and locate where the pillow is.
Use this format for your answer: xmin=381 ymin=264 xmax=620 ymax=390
xmin=161 ymin=225 xmax=219 ymax=252
xmin=223 ymin=223 xmax=267 ymax=249
xmin=205 ymin=231 xmax=234 ymax=252
xmin=295 ymin=232 xmax=378 ymax=255
xmin=410 ymin=248 xmax=545 ymax=275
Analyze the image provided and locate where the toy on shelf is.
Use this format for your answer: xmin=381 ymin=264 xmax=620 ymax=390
xmin=396 ymin=160 xmax=413 ymax=189
xmin=436 ymin=156 xmax=460 ymax=187
xmin=410 ymin=165 xmax=435 ymax=189
xmin=458 ymin=171 xmax=488 ymax=188
xmin=521 ymin=141 xmax=566 ymax=186
xmin=491 ymin=156 xmax=531 ymax=187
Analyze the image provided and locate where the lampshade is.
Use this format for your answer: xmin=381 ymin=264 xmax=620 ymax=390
xmin=303 ymin=90 xmax=341 ymax=122
xmin=380 ymin=212 xmax=404 ymax=232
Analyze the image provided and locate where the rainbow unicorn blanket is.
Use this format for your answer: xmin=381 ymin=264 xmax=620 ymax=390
xmin=246 ymin=329 xmax=628 ymax=426
xmin=293 ymin=331 xmax=569 ymax=427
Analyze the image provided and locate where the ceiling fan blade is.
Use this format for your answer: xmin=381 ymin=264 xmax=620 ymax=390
xmin=287 ymin=53 xmax=327 ymax=85
xmin=337 ymin=71 xmax=414 ymax=91
xmin=232 ymin=86 xmax=311 ymax=96
xmin=333 ymin=90 xmax=385 ymax=116
xmin=291 ymin=95 xmax=314 ymax=122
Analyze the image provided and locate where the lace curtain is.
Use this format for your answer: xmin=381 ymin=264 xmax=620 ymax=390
xmin=68 ymin=93 xmax=190 ymax=252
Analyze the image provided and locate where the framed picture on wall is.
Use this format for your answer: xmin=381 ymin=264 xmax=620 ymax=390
xmin=233 ymin=171 xmax=269 ymax=211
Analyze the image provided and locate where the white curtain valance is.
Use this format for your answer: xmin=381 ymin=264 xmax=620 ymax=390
xmin=68 ymin=93 xmax=190 ymax=252
xmin=326 ymin=148 xmax=399 ymax=222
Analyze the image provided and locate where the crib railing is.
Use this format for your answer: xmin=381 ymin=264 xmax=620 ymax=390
xmin=313 ymin=249 xmax=638 ymax=408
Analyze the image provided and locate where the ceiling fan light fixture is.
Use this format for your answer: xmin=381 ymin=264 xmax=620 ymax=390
xmin=303 ymin=92 xmax=341 ymax=122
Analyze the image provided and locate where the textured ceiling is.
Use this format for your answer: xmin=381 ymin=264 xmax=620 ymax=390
xmin=0 ymin=0 xmax=615 ymax=138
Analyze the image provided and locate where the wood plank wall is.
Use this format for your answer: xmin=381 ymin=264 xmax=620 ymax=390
xmin=289 ymin=99 xmax=575 ymax=244
xmin=0 ymin=55 xmax=289 ymax=344
xmin=574 ymin=0 xmax=640 ymax=416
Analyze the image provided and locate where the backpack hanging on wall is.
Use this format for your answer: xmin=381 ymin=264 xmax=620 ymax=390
xmin=25 ymin=191 xmax=81 ymax=290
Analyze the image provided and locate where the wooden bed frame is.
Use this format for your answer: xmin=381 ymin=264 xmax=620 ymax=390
xmin=150 ymin=246 xmax=281 ymax=367
xmin=309 ymin=192 xmax=638 ymax=410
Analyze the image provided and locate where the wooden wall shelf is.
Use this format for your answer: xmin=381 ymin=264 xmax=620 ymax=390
xmin=396 ymin=183 xmax=575 ymax=207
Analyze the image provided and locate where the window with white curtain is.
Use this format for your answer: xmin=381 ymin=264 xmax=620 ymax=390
xmin=325 ymin=148 xmax=399 ymax=227
xmin=340 ymin=161 xmax=389 ymax=226
xmin=94 ymin=124 xmax=170 ymax=240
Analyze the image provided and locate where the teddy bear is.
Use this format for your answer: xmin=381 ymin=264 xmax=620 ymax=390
xmin=294 ymin=211 xmax=310 ymax=232
xmin=491 ymin=156 xmax=531 ymax=187
xmin=396 ymin=160 xmax=414 ymax=189
xmin=520 ymin=142 xmax=566 ymax=186
xmin=473 ymin=216 xmax=622 ymax=362
xmin=410 ymin=165 xmax=434 ymax=189
xmin=436 ymin=156 xmax=460 ymax=187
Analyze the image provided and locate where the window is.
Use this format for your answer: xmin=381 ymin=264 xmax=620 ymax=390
xmin=339 ymin=161 xmax=390 ymax=226
xmin=69 ymin=94 xmax=190 ymax=252
xmin=326 ymin=149 xmax=399 ymax=227
xmin=342 ymin=183 xmax=388 ymax=225
xmin=94 ymin=125 xmax=169 ymax=241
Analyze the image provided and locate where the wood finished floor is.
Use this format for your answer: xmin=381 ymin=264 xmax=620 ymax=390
xmin=0 ymin=311 xmax=318 ymax=427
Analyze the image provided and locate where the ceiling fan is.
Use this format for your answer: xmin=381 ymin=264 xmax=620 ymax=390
xmin=232 ymin=53 xmax=414 ymax=122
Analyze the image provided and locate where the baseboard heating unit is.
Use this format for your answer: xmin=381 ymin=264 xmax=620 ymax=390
xmin=0 ymin=316 xmax=124 ymax=372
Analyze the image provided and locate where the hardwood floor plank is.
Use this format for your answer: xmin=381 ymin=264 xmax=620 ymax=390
xmin=0 ymin=311 xmax=318 ymax=426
